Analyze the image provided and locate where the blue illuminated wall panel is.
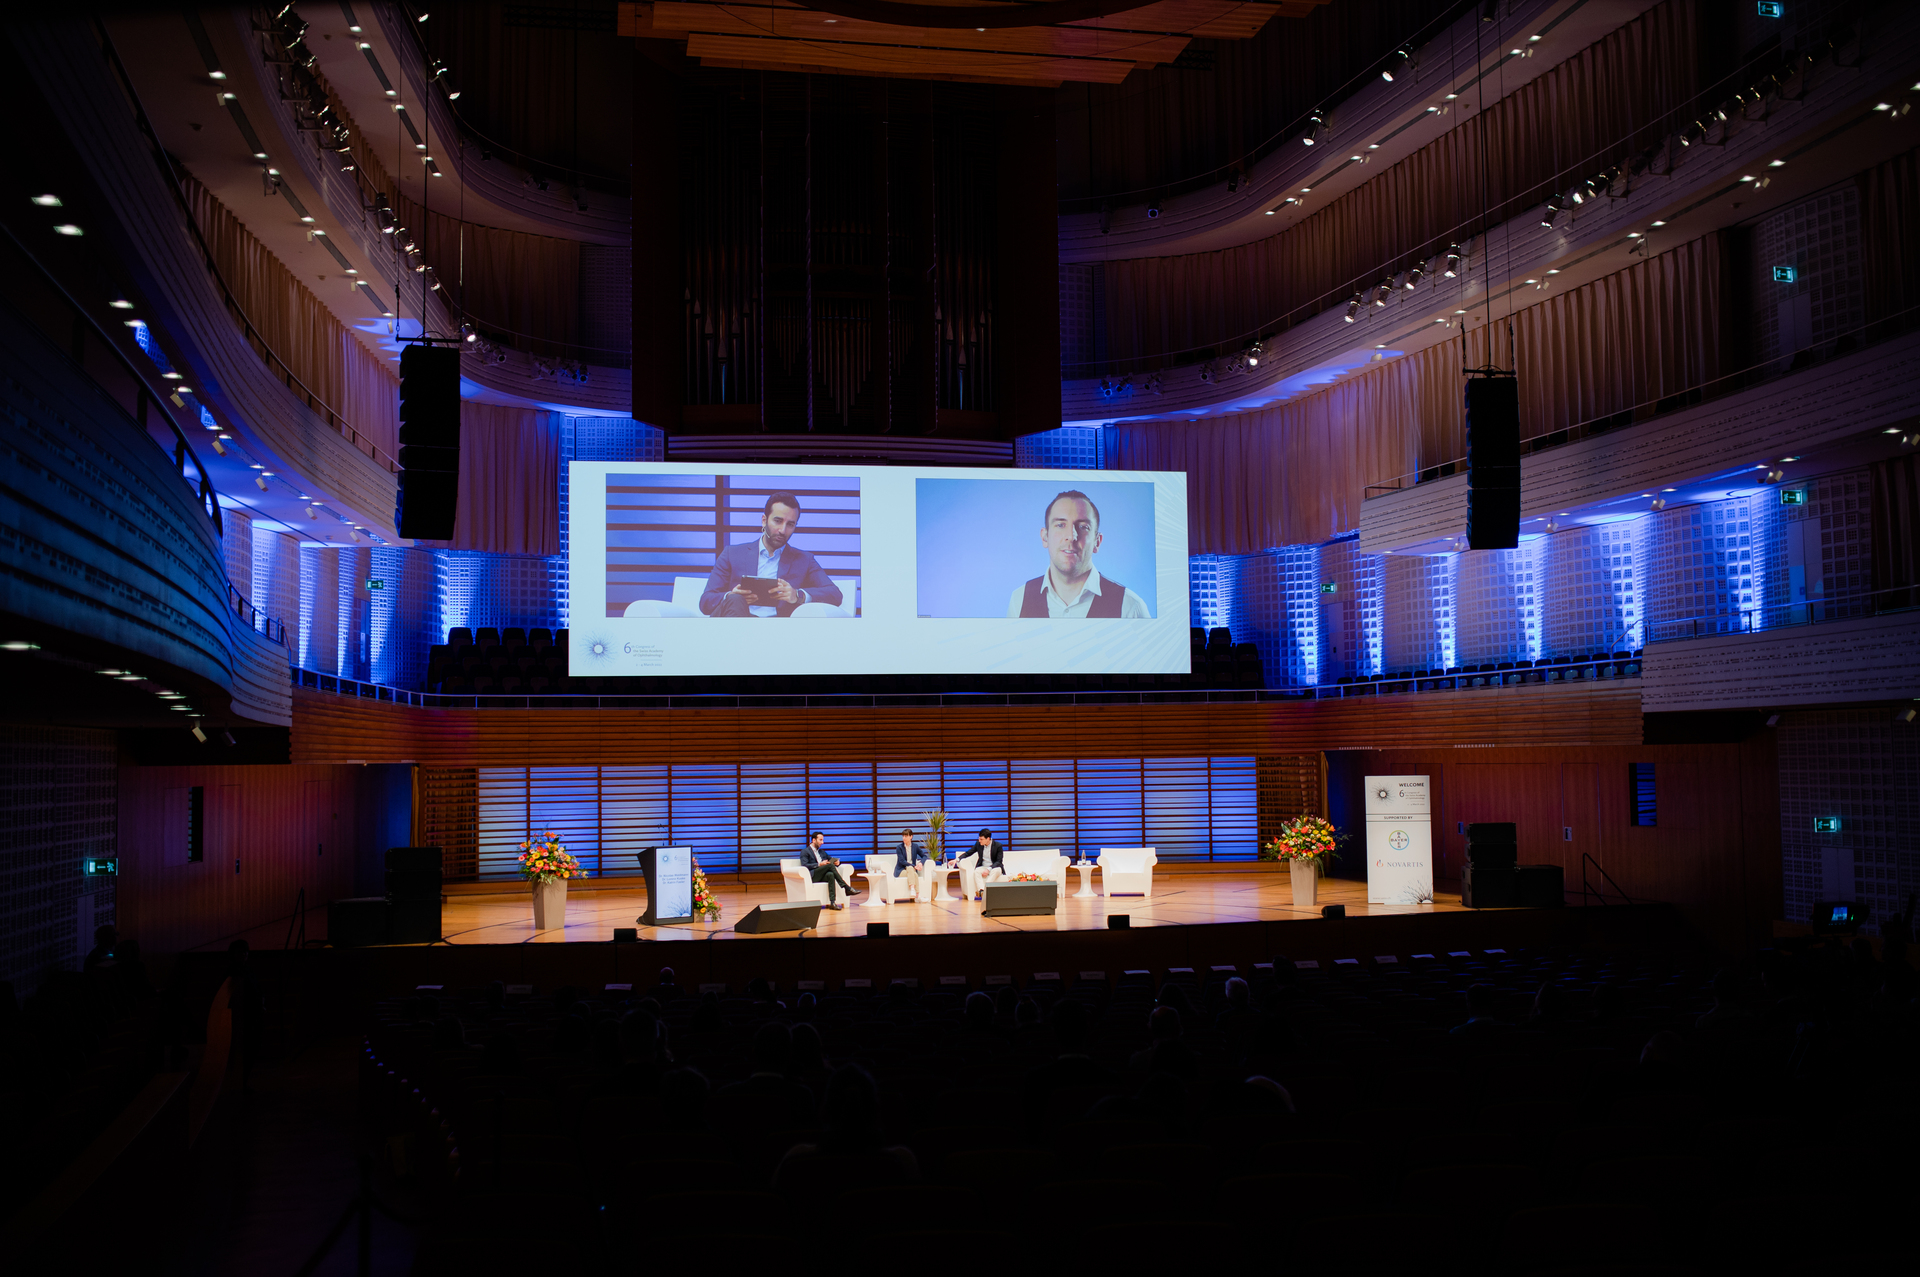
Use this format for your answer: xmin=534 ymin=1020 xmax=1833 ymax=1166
xmin=298 ymin=546 xmax=340 ymax=674
xmin=1381 ymin=553 xmax=1454 ymax=674
xmin=1222 ymin=547 xmax=1324 ymax=687
xmin=1646 ymin=497 xmax=1755 ymax=641
xmin=434 ymin=550 xmax=567 ymax=639
xmin=1189 ymin=556 xmax=1223 ymax=631
xmin=367 ymin=546 xmax=437 ymax=688
xmin=1015 ymin=426 xmax=1104 ymax=469
xmin=1543 ymin=519 xmax=1648 ymax=655
xmin=1455 ymin=540 xmax=1539 ymax=666
xmin=254 ymin=529 xmax=301 ymax=657
xmin=1320 ymin=540 xmax=1384 ymax=678
xmin=220 ymin=509 xmax=252 ymax=599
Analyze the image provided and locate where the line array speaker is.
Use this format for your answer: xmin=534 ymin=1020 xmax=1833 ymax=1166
xmin=395 ymin=344 xmax=460 ymax=540
xmin=1465 ymin=375 xmax=1520 ymax=549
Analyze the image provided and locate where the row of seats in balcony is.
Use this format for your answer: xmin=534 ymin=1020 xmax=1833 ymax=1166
xmin=1334 ymin=652 xmax=1644 ymax=692
xmin=446 ymin=626 xmax=562 ymax=654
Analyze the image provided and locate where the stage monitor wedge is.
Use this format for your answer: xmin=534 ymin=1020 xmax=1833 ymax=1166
xmin=735 ymin=901 xmax=824 ymax=933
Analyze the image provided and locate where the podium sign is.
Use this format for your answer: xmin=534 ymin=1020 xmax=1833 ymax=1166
xmin=639 ymin=846 xmax=695 ymax=924
xmin=1365 ymin=775 xmax=1434 ymax=905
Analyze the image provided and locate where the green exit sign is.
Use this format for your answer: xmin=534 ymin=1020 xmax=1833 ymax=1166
xmin=1320 ymin=582 xmax=1338 ymax=594
xmin=1772 ymin=265 xmax=1796 ymax=283
xmin=365 ymin=578 xmax=385 ymax=591
xmin=1757 ymin=1 xmax=1783 ymax=16
xmin=83 ymin=857 xmax=118 ymax=876
xmin=1780 ymin=488 xmax=1806 ymax=506
xmin=1814 ymin=816 xmax=1842 ymax=833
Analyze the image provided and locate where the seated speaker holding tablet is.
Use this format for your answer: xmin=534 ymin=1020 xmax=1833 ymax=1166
xmin=700 ymin=491 xmax=843 ymax=618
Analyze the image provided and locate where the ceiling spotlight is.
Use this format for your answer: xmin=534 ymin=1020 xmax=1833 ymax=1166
xmin=1650 ymin=219 xmax=1668 ymax=227
xmin=31 ymin=194 xmax=62 ymax=207
xmin=1302 ymin=111 xmax=1325 ymax=145
xmin=461 ymin=323 xmax=477 ymax=343
xmin=255 ymin=476 xmax=269 ymax=491
xmin=1443 ymin=246 xmax=1461 ymax=277
xmin=109 ymin=298 xmax=133 ymax=309
xmin=1373 ymin=280 xmax=1390 ymax=307
xmin=1 ymin=641 xmax=40 ymax=651
xmin=1382 ymin=47 xmax=1412 ymax=81
xmin=116 ymin=673 xmax=142 ymax=682
xmin=1405 ymin=261 xmax=1426 ymax=290
xmin=1146 ymin=199 xmax=1160 ymax=219
xmin=1345 ymin=295 xmax=1362 ymax=322
xmin=53 ymin=224 xmax=83 ymax=236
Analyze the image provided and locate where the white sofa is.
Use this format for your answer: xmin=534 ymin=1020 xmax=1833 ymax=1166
xmin=1097 ymin=846 xmax=1158 ymax=896
xmin=623 ymin=598 xmax=696 ymax=618
xmin=780 ymin=858 xmax=831 ymax=905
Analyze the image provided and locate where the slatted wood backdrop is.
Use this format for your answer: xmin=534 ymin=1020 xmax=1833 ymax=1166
xmin=293 ymin=683 xmax=1644 ymax=766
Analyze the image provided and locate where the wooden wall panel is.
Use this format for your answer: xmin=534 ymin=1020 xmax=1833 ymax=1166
xmin=1338 ymin=736 xmax=1782 ymax=952
xmin=291 ymin=684 xmax=1644 ymax=766
xmin=118 ymin=765 xmax=362 ymax=959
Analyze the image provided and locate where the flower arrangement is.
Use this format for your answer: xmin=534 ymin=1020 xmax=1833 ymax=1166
xmin=691 ymin=856 xmax=719 ymax=919
xmin=1260 ymin=815 xmax=1343 ymax=865
xmin=517 ymin=830 xmax=585 ymax=882
xmin=924 ymin=809 xmax=948 ymax=863
xmin=1011 ymin=872 xmax=1046 ymax=882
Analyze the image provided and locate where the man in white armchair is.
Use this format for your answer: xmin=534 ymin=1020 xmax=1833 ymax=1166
xmin=892 ymin=828 xmax=931 ymax=901
xmin=800 ymin=831 xmax=856 ymax=910
xmin=957 ymin=828 xmax=1007 ymax=900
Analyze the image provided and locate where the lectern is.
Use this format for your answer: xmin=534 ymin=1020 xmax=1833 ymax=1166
xmin=638 ymin=846 xmax=696 ymax=925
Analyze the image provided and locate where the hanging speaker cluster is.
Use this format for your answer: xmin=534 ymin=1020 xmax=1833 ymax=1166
xmin=1465 ymin=373 xmax=1520 ymax=549
xmin=395 ymin=344 xmax=460 ymax=540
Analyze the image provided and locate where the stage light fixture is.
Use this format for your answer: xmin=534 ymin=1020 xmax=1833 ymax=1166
xmin=1443 ymin=246 xmax=1462 ymax=276
xmin=1382 ymin=48 xmax=1412 ymax=81
xmin=1 ymin=641 xmax=39 ymax=651
xmin=1345 ymin=295 xmax=1362 ymax=322
xmin=1373 ymin=279 xmax=1390 ymax=307
xmin=1302 ymin=111 xmax=1325 ymax=145
xmin=31 ymin=193 xmax=61 ymax=207
xmin=1146 ymin=199 xmax=1160 ymax=219
xmin=53 ymin=224 xmax=82 ymax=236
xmin=255 ymin=476 xmax=269 ymax=491
xmin=1405 ymin=261 xmax=1425 ymax=290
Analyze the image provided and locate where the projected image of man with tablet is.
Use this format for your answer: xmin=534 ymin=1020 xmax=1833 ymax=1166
xmin=700 ymin=491 xmax=842 ymax=618
xmin=1007 ymin=489 xmax=1153 ymax=620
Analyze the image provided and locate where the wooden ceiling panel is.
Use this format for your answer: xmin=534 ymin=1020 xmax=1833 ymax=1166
xmin=623 ymin=0 xmax=1305 ymax=86
xmin=684 ymin=31 xmax=1141 ymax=82
xmin=655 ymin=2 xmax=1193 ymax=61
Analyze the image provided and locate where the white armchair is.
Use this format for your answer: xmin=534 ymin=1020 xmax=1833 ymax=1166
xmin=857 ymin=854 xmax=908 ymax=906
xmin=780 ymin=858 xmax=831 ymax=905
xmin=1097 ymin=847 xmax=1158 ymax=897
xmin=672 ymin=576 xmax=707 ymax=614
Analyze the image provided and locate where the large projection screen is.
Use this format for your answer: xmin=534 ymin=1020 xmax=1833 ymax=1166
xmin=568 ymin=462 xmax=1189 ymax=677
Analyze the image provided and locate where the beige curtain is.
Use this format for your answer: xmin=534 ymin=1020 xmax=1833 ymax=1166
xmin=1101 ymin=0 xmax=1698 ymax=363
xmin=182 ymin=176 xmax=400 ymax=462
xmin=1114 ymin=234 xmax=1722 ymax=552
xmin=452 ymin=403 xmax=560 ymax=555
xmin=349 ymin=137 xmax=583 ymax=353
xmin=1858 ymin=143 xmax=1920 ymax=325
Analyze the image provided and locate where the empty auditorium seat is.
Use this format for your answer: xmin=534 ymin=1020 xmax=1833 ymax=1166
xmin=476 ymin=626 xmax=502 ymax=649
xmin=503 ymin=626 xmax=527 ymax=648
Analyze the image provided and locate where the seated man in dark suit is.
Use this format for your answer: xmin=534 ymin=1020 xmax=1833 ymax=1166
xmin=699 ymin=491 xmax=843 ymax=617
xmin=957 ymin=828 xmax=1007 ymax=899
xmin=800 ymin=831 xmax=856 ymax=909
xmin=892 ymin=827 xmax=930 ymax=901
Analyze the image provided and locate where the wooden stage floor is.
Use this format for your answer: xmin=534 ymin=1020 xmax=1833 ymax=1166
xmin=427 ymin=871 xmax=1469 ymax=946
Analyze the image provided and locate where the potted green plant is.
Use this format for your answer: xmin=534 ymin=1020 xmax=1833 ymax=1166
xmin=924 ymin=809 xmax=948 ymax=863
xmin=1261 ymin=815 xmax=1342 ymax=907
xmin=518 ymin=830 xmax=585 ymax=929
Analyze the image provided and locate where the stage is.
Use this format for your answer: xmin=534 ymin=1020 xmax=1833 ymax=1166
xmin=431 ymin=869 xmax=1469 ymax=946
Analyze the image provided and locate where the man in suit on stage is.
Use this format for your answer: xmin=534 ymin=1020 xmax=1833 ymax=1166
xmin=957 ymin=828 xmax=1007 ymax=900
xmin=700 ymin=491 xmax=843 ymax=617
xmin=800 ymin=831 xmax=856 ymax=910
xmin=1005 ymin=490 xmax=1151 ymax=620
xmin=893 ymin=827 xmax=931 ymax=901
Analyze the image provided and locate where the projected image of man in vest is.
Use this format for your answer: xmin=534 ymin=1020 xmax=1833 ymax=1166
xmin=1006 ymin=490 xmax=1152 ymax=619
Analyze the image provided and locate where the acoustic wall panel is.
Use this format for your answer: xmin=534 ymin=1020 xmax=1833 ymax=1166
xmin=1321 ymin=540 xmax=1384 ymax=679
xmin=1778 ymin=709 xmax=1919 ymax=932
xmin=1381 ymin=554 xmax=1455 ymax=674
xmin=1015 ymin=426 xmax=1103 ymax=470
xmin=1455 ymin=540 xmax=1540 ymax=668
xmin=1543 ymin=520 xmax=1646 ymax=657
xmin=1646 ymin=498 xmax=1756 ymax=641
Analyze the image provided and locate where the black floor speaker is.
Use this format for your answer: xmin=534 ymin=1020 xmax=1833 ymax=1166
xmin=735 ymin=901 xmax=823 ymax=934
xmin=388 ymin=899 xmax=443 ymax=943
xmin=329 ymin=897 xmax=390 ymax=947
xmin=1461 ymin=865 xmax=1516 ymax=908
xmin=1515 ymin=864 xmax=1565 ymax=908
xmin=1466 ymin=375 xmax=1520 ymax=549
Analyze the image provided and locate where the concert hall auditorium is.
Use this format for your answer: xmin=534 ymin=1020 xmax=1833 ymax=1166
xmin=4 ymin=0 xmax=1916 ymax=1270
